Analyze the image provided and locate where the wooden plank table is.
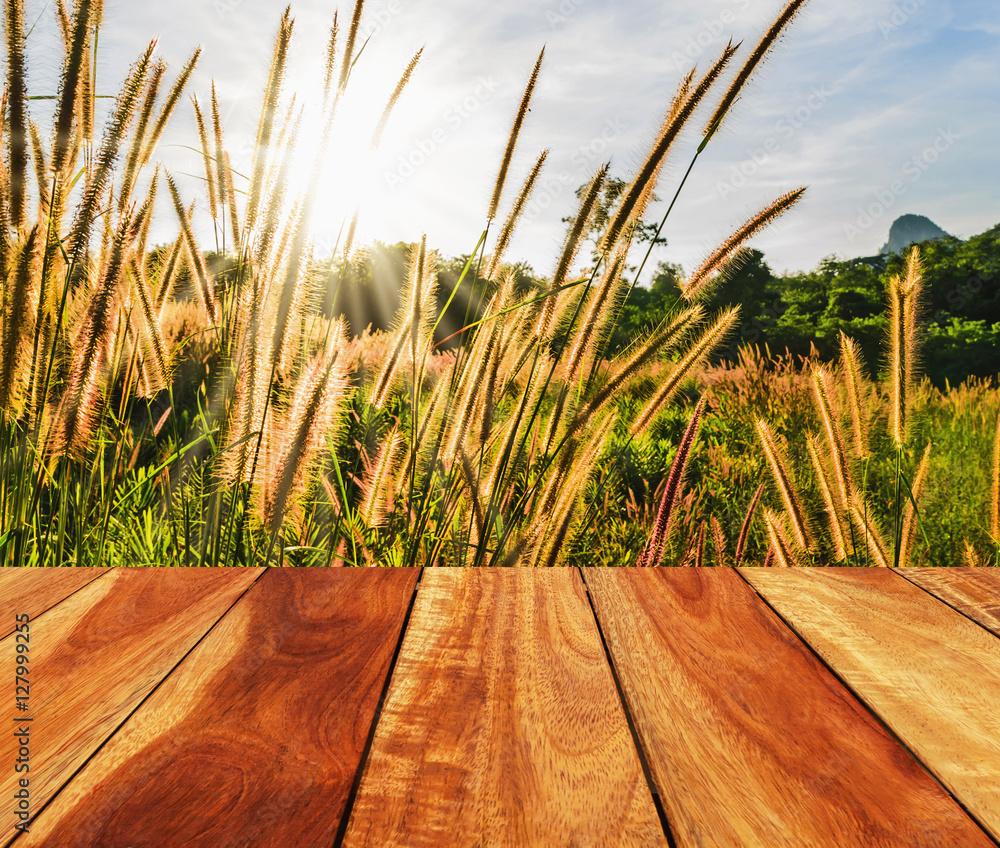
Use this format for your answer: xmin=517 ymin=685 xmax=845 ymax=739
xmin=585 ymin=568 xmax=993 ymax=847
xmin=744 ymin=568 xmax=1000 ymax=843
xmin=0 ymin=569 xmax=110 ymax=640
xmin=343 ymin=569 xmax=665 ymax=847
xmin=1 ymin=569 xmax=261 ymax=844
xmin=1 ymin=568 xmax=997 ymax=848
xmin=896 ymin=567 xmax=1000 ymax=637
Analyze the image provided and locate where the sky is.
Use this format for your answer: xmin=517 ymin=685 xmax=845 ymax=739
xmin=16 ymin=0 xmax=1000 ymax=280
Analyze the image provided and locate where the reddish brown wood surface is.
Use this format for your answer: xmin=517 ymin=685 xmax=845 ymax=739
xmin=1 ymin=568 xmax=260 ymax=842
xmin=894 ymin=567 xmax=1000 ymax=637
xmin=744 ymin=567 xmax=1000 ymax=842
xmin=586 ymin=568 xmax=993 ymax=848
xmin=343 ymin=569 xmax=667 ymax=847
xmin=0 ymin=569 xmax=110 ymax=639
xmin=18 ymin=568 xmax=418 ymax=848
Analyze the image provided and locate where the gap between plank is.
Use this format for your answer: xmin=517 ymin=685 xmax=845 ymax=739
xmin=889 ymin=569 xmax=1000 ymax=640
xmin=577 ymin=568 xmax=679 ymax=848
xmin=732 ymin=568 xmax=1000 ymax=848
xmin=0 ymin=569 xmax=114 ymax=644
xmin=4 ymin=567 xmax=269 ymax=848
xmin=331 ymin=568 xmax=425 ymax=848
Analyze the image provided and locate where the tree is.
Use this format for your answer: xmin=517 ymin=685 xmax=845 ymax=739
xmin=563 ymin=177 xmax=668 ymax=271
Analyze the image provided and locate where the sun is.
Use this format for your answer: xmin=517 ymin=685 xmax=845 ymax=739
xmin=279 ymin=63 xmax=409 ymax=260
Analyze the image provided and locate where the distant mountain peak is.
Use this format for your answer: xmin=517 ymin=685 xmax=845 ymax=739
xmin=880 ymin=214 xmax=950 ymax=255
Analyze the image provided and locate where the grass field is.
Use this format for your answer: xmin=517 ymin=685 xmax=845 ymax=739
xmin=581 ymin=349 xmax=1000 ymax=567
xmin=1 ymin=0 xmax=997 ymax=566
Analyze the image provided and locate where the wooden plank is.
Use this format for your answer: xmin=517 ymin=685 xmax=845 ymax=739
xmin=895 ymin=567 xmax=1000 ymax=638
xmin=1 ymin=568 xmax=260 ymax=842
xmin=342 ymin=569 xmax=667 ymax=848
xmin=744 ymin=567 xmax=1000 ymax=842
xmin=586 ymin=568 xmax=993 ymax=848
xmin=0 ymin=569 xmax=110 ymax=639
xmin=16 ymin=568 xmax=418 ymax=848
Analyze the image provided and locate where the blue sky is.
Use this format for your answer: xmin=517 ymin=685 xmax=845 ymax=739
xmin=17 ymin=0 xmax=1000 ymax=279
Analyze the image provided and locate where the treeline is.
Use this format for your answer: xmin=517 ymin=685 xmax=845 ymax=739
xmin=166 ymin=222 xmax=997 ymax=386
xmin=612 ymin=222 xmax=1000 ymax=387
xmin=317 ymin=246 xmax=542 ymax=349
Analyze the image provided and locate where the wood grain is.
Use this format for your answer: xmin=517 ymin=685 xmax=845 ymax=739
xmin=342 ymin=569 xmax=667 ymax=848
xmin=1 ymin=568 xmax=260 ymax=842
xmin=0 ymin=569 xmax=110 ymax=639
xmin=744 ymin=567 xmax=1000 ymax=842
xmin=894 ymin=567 xmax=1000 ymax=637
xmin=17 ymin=568 xmax=418 ymax=848
xmin=586 ymin=568 xmax=993 ymax=848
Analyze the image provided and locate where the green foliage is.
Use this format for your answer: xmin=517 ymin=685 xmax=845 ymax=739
xmin=605 ymin=249 xmax=783 ymax=359
xmin=603 ymin=223 xmax=999 ymax=387
xmin=761 ymin=226 xmax=1000 ymax=386
xmin=599 ymin=224 xmax=999 ymax=386
xmin=572 ymin=354 xmax=999 ymax=568
xmin=320 ymin=242 xmax=545 ymax=349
